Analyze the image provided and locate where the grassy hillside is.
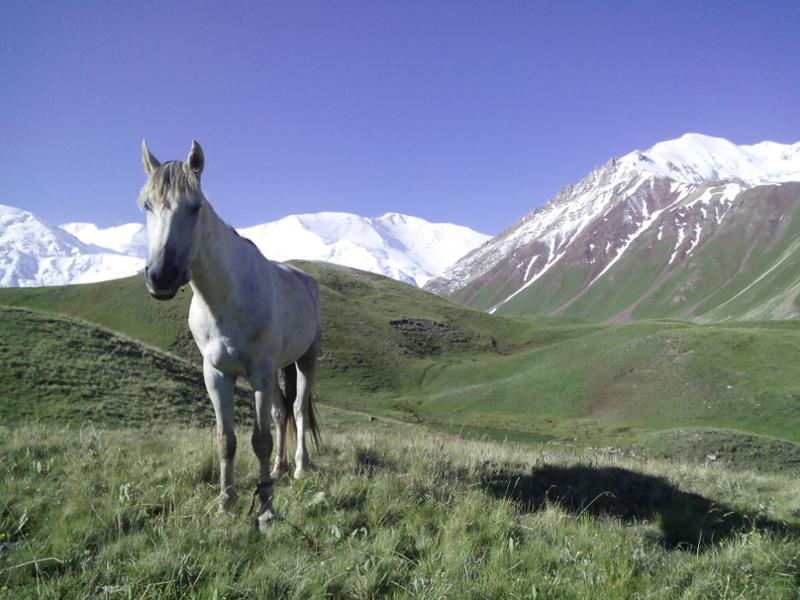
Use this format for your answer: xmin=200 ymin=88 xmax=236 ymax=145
xmin=0 ymin=307 xmax=250 ymax=426
xmin=412 ymin=320 xmax=800 ymax=446
xmin=0 ymin=263 xmax=589 ymax=410
xmin=5 ymin=266 xmax=800 ymax=596
xmin=4 ymin=264 xmax=800 ymax=460
xmin=0 ymin=275 xmax=198 ymax=361
xmin=3 ymin=421 xmax=800 ymax=598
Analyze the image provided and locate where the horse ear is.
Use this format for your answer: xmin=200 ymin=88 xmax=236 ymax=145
xmin=187 ymin=140 xmax=204 ymax=176
xmin=141 ymin=139 xmax=160 ymax=175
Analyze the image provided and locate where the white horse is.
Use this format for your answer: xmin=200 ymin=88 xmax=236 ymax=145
xmin=138 ymin=140 xmax=321 ymax=531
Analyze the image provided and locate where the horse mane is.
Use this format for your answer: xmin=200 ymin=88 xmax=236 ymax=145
xmin=138 ymin=161 xmax=203 ymax=209
xmin=139 ymin=166 xmax=260 ymax=253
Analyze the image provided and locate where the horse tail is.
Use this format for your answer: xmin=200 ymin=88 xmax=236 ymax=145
xmin=280 ymin=360 xmax=321 ymax=452
xmin=281 ymin=364 xmax=297 ymax=446
xmin=306 ymin=388 xmax=321 ymax=451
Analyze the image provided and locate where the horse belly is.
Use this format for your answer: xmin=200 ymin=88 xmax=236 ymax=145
xmin=277 ymin=324 xmax=316 ymax=364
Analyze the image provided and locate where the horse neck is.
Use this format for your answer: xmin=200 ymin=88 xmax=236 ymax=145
xmin=189 ymin=202 xmax=243 ymax=308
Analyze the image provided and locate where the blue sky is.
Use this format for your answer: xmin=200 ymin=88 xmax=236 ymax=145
xmin=2 ymin=1 xmax=799 ymax=234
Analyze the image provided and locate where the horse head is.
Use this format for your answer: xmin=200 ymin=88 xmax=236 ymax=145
xmin=138 ymin=140 xmax=205 ymax=300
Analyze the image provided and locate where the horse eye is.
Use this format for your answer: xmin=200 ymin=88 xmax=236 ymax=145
xmin=190 ymin=204 xmax=201 ymax=215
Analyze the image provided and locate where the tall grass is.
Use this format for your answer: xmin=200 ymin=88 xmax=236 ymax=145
xmin=3 ymin=416 xmax=800 ymax=598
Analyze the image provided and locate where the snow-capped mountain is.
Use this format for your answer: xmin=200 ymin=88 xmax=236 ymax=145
xmin=0 ymin=205 xmax=144 ymax=287
xmin=1 ymin=205 xmax=489 ymax=288
xmin=61 ymin=222 xmax=148 ymax=257
xmin=426 ymin=134 xmax=800 ymax=322
xmin=239 ymin=212 xmax=489 ymax=286
xmin=623 ymin=133 xmax=800 ymax=186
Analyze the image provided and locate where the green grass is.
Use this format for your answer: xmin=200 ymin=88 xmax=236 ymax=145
xmin=407 ymin=319 xmax=800 ymax=452
xmin=0 ymin=276 xmax=198 ymax=361
xmin=3 ymin=421 xmax=800 ymax=598
xmin=0 ymin=263 xmax=587 ymax=415
xmin=0 ymin=306 xmax=251 ymax=427
xmin=561 ymin=237 xmax=675 ymax=320
xmin=5 ymin=263 xmax=800 ymax=596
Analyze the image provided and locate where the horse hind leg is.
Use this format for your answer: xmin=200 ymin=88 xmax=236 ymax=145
xmin=270 ymin=365 xmax=295 ymax=479
xmin=293 ymin=342 xmax=318 ymax=479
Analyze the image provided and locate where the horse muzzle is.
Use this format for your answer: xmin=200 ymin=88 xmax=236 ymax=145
xmin=145 ymin=265 xmax=189 ymax=301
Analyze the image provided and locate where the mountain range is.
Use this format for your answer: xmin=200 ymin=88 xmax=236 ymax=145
xmin=426 ymin=133 xmax=800 ymax=322
xmin=6 ymin=132 xmax=800 ymax=323
xmin=0 ymin=206 xmax=489 ymax=288
xmin=0 ymin=205 xmax=145 ymax=287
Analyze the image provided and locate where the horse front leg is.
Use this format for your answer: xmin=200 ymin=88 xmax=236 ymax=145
xmin=204 ymin=361 xmax=238 ymax=512
xmin=252 ymin=372 xmax=279 ymax=532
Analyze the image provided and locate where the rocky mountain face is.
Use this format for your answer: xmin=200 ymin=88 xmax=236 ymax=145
xmin=425 ymin=134 xmax=800 ymax=322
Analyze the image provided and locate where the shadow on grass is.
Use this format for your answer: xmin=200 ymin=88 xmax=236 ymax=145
xmin=483 ymin=465 xmax=799 ymax=550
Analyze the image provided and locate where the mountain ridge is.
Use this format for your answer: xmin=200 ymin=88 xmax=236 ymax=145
xmin=426 ymin=134 xmax=800 ymax=322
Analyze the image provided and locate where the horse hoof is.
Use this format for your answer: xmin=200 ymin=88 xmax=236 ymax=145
xmin=256 ymin=509 xmax=276 ymax=533
xmin=271 ymin=464 xmax=289 ymax=480
xmin=219 ymin=488 xmax=238 ymax=512
xmin=294 ymin=461 xmax=314 ymax=480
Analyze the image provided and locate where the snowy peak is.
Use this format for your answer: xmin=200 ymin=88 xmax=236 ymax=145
xmin=1 ymin=204 xmax=89 ymax=258
xmin=0 ymin=204 xmax=144 ymax=287
xmin=239 ymin=211 xmax=490 ymax=287
xmin=61 ymin=222 xmax=147 ymax=257
xmin=426 ymin=133 xmax=800 ymax=322
xmin=622 ymin=133 xmax=800 ymax=186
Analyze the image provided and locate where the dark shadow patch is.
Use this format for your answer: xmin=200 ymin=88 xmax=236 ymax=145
xmin=332 ymin=488 xmax=368 ymax=511
xmin=389 ymin=318 xmax=475 ymax=357
xmin=354 ymin=447 xmax=393 ymax=477
xmin=483 ymin=464 xmax=799 ymax=550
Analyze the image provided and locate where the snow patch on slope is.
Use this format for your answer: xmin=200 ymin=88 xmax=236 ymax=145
xmin=686 ymin=222 xmax=702 ymax=257
xmin=669 ymin=225 xmax=686 ymax=265
xmin=523 ymin=255 xmax=540 ymax=280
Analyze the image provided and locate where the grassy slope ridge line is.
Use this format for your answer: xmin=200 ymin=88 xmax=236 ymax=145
xmin=0 ymin=306 xmax=250 ymax=426
xmin=0 ymin=261 xmax=581 ymax=404
xmin=0 ymin=274 xmax=199 ymax=361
